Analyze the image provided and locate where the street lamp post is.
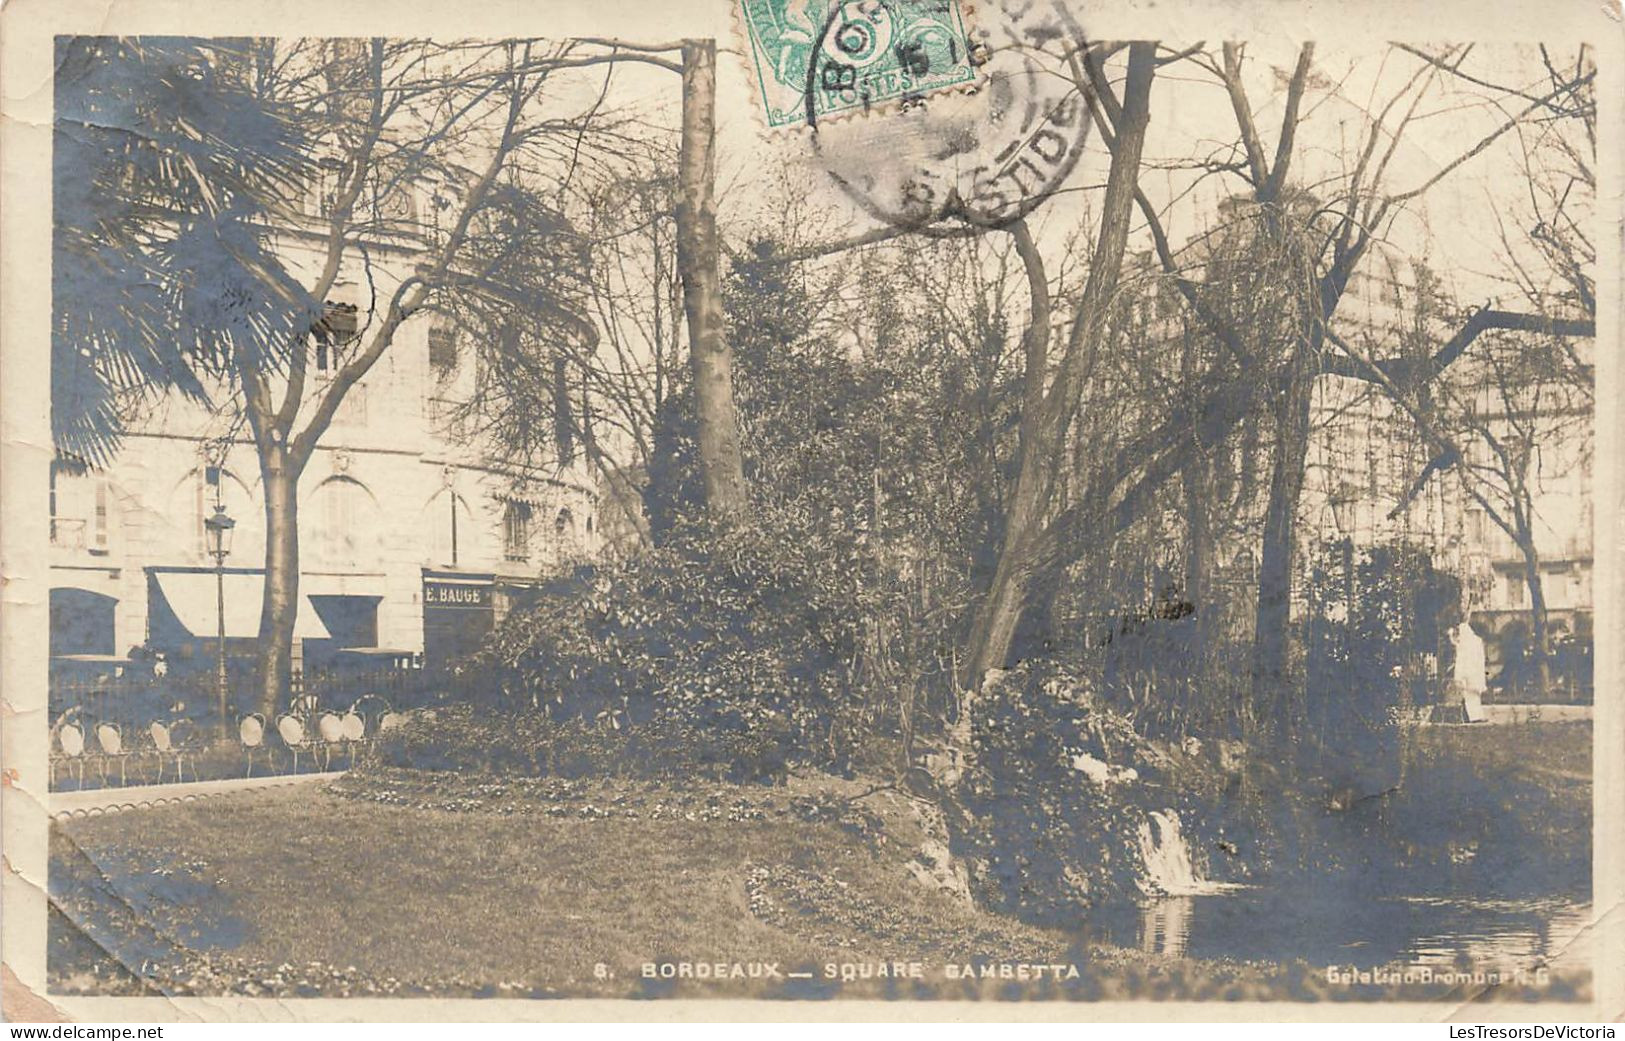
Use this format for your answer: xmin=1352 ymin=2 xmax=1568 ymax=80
xmin=204 ymin=504 xmax=236 ymax=739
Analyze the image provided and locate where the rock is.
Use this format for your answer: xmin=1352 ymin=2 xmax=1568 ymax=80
xmin=1216 ymin=739 xmax=1247 ymax=774
xmin=904 ymin=801 xmax=973 ymax=905
xmin=1069 ymin=752 xmax=1137 ymax=786
xmin=1070 ymin=751 xmax=1113 ymax=785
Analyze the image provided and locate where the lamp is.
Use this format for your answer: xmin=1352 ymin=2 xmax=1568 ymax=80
xmin=204 ymin=504 xmax=235 ymax=737
xmin=204 ymin=504 xmax=236 ymax=560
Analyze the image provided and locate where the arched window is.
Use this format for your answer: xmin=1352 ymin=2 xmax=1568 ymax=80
xmin=503 ymin=501 xmax=532 ymax=562
xmin=311 ymin=476 xmax=377 ymax=564
xmin=555 ymin=507 xmax=574 ymax=536
xmin=423 ymin=488 xmax=474 ymax=567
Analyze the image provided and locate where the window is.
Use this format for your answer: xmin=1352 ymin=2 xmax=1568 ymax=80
xmin=1465 ymin=509 xmax=1486 ymax=543
xmin=313 ymin=302 xmax=359 ymax=371
xmin=1505 ymin=574 xmax=1526 ymax=608
xmin=429 ymin=324 xmax=459 ymax=375
xmin=49 ymin=457 xmax=98 ymax=549
xmin=310 ymin=156 xmax=348 ymax=217
xmin=555 ymin=508 xmax=574 ymax=537
xmin=504 ymin=501 xmax=532 ymax=562
xmin=91 ymin=480 xmax=110 ymax=552
xmin=314 ymin=477 xmax=371 ymax=562
xmin=48 ymin=463 xmax=58 ymax=542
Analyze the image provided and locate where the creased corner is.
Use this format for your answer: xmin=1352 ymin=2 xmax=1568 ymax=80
xmin=1 ymin=961 xmax=71 ymax=1024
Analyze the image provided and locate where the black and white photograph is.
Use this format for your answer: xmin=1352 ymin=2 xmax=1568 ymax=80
xmin=0 ymin=0 xmax=1619 ymax=1022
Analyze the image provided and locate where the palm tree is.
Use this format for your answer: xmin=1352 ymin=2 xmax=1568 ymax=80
xmin=52 ymin=36 xmax=317 ymax=465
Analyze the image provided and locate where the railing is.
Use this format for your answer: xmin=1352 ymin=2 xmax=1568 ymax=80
xmin=290 ymin=664 xmax=444 ymax=714
xmin=50 ymin=666 xmax=227 ymax=731
xmin=49 ymin=659 xmax=447 ymax=734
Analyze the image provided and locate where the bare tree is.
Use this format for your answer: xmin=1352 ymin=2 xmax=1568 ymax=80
xmin=454 ymin=150 xmax=682 ymax=551
xmin=1063 ymin=42 xmax=1596 ymax=727
xmin=564 ymin=37 xmax=749 ymax=520
xmin=230 ymin=38 xmax=620 ymax=715
xmin=959 ymin=41 xmax=1159 ymax=709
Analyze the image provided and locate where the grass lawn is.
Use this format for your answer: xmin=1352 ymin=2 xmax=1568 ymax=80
xmin=51 ymin=773 xmax=1123 ymax=999
xmin=1411 ymin=717 xmax=1591 ymax=787
xmin=47 ymin=723 xmax=1593 ymax=1003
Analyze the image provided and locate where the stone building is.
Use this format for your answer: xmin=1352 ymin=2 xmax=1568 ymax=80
xmin=48 ymin=178 xmax=601 ymax=682
xmin=1302 ymin=284 xmax=1593 ymax=701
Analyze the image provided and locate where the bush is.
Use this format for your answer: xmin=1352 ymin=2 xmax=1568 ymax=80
xmin=445 ymin=513 xmax=900 ymax=780
xmin=949 ymin=661 xmax=1217 ymax=921
xmin=377 ymin=702 xmax=802 ymax=784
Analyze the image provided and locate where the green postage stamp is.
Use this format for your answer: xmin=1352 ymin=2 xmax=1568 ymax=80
xmin=738 ymin=0 xmax=980 ymax=127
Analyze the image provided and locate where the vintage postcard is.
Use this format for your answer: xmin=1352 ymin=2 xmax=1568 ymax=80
xmin=1 ymin=0 xmax=1621 ymax=1023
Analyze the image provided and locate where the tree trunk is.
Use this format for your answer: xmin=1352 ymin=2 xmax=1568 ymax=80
xmin=1249 ymin=347 xmax=1315 ymax=726
xmin=677 ymin=39 xmax=748 ymax=519
xmin=256 ymin=447 xmax=304 ymax=719
xmin=966 ymin=509 xmax=1042 ymax=681
xmin=962 ymin=43 xmax=1157 ymax=690
xmin=1518 ymin=536 xmax=1552 ymax=700
xmin=1180 ymin=327 xmax=1210 ymax=628
xmin=1182 ymin=449 xmax=1211 ymax=646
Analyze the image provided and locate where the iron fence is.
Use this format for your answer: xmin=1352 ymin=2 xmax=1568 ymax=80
xmin=49 ymin=659 xmax=451 ymax=735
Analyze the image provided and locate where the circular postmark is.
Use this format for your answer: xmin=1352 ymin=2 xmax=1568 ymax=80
xmin=804 ymin=0 xmax=1097 ymax=230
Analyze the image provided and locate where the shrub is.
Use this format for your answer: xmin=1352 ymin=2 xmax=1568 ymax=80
xmin=377 ymin=702 xmax=803 ymax=784
xmin=948 ymin=662 xmax=1224 ymax=921
xmin=444 ymin=513 xmax=900 ymax=780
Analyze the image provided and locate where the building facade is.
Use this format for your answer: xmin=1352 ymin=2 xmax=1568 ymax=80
xmin=1302 ymin=332 xmax=1593 ymax=700
xmin=49 ymin=199 xmax=601 ymax=681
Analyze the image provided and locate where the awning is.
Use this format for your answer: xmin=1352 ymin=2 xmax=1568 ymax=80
xmin=151 ymin=572 xmax=332 ymax=640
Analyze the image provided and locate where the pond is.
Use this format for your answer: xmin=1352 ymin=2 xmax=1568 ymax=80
xmin=1095 ymin=885 xmax=1592 ymax=972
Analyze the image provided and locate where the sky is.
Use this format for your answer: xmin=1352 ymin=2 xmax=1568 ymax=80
xmin=541 ymin=29 xmax=1593 ymax=357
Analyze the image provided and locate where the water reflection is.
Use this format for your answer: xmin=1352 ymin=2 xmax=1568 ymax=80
xmin=1109 ymin=888 xmax=1590 ymax=971
xmin=1397 ymin=896 xmax=1592 ymax=971
xmin=1139 ymin=896 xmax=1192 ymax=958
